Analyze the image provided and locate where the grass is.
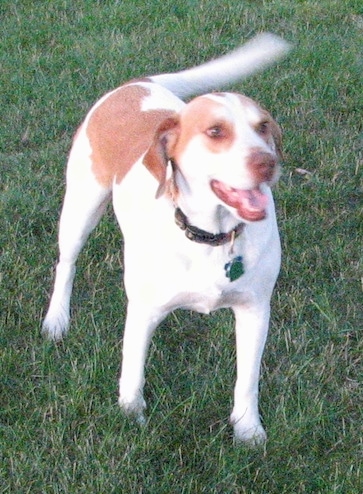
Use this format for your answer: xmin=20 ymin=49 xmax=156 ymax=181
xmin=0 ymin=0 xmax=362 ymax=492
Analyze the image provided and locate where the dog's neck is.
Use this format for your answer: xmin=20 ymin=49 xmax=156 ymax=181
xmin=174 ymin=207 xmax=245 ymax=246
xmin=166 ymin=159 xmax=245 ymax=246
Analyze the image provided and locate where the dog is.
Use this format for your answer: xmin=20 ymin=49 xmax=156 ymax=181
xmin=43 ymin=33 xmax=289 ymax=444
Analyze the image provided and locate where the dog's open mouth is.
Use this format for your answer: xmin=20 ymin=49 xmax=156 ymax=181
xmin=210 ymin=180 xmax=268 ymax=221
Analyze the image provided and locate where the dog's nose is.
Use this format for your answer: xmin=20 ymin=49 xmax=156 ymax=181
xmin=247 ymin=150 xmax=277 ymax=183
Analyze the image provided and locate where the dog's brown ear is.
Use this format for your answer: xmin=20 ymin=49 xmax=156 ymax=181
xmin=143 ymin=115 xmax=180 ymax=197
xmin=259 ymin=108 xmax=283 ymax=159
xmin=270 ymin=119 xmax=283 ymax=160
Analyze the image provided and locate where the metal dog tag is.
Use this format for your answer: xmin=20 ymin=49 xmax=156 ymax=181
xmin=224 ymin=256 xmax=244 ymax=282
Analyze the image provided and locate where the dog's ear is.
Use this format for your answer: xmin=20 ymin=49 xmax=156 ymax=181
xmin=260 ymin=110 xmax=283 ymax=160
xmin=270 ymin=118 xmax=283 ymax=160
xmin=143 ymin=115 xmax=180 ymax=198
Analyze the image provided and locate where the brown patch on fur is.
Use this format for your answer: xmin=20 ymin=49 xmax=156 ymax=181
xmin=86 ymin=84 xmax=175 ymax=188
xmin=235 ymin=94 xmax=283 ymax=159
xmin=259 ymin=109 xmax=283 ymax=159
xmin=168 ymin=95 xmax=235 ymax=159
xmin=143 ymin=116 xmax=180 ymax=187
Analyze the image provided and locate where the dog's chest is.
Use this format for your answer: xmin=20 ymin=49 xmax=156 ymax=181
xmin=167 ymin=287 xmax=247 ymax=314
xmin=159 ymin=247 xmax=250 ymax=313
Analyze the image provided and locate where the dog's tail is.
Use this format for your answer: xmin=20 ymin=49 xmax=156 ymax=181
xmin=149 ymin=33 xmax=290 ymax=99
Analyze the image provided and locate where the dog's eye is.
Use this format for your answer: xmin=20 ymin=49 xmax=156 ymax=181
xmin=206 ymin=126 xmax=225 ymax=138
xmin=256 ymin=121 xmax=269 ymax=135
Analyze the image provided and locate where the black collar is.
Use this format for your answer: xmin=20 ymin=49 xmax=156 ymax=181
xmin=174 ymin=207 xmax=245 ymax=246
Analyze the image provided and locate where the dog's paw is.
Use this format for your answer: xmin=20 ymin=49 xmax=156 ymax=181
xmin=230 ymin=410 xmax=267 ymax=446
xmin=42 ymin=311 xmax=69 ymax=341
xmin=233 ymin=423 xmax=267 ymax=446
xmin=118 ymin=395 xmax=146 ymax=426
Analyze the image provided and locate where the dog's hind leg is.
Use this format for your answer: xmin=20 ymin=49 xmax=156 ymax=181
xmin=43 ymin=151 xmax=111 ymax=340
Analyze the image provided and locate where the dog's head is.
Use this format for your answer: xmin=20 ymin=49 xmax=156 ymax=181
xmin=143 ymin=92 xmax=282 ymax=222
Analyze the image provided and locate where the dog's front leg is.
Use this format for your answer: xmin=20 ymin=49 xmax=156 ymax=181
xmin=118 ymin=302 xmax=165 ymax=425
xmin=230 ymin=303 xmax=270 ymax=445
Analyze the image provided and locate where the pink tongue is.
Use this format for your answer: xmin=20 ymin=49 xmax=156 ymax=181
xmin=235 ymin=188 xmax=268 ymax=211
xmin=211 ymin=180 xmax=269 ymax=221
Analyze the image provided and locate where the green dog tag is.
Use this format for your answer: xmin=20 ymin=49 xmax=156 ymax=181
xmin=224 ymin=256 xmax=244 ymax=282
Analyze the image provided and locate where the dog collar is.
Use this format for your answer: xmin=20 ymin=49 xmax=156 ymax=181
xmin=174 ymin=207 xmax=245 ymax=246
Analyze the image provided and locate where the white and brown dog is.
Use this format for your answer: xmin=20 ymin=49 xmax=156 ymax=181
xmin=43 ymin=34 xmax=289 ymax=444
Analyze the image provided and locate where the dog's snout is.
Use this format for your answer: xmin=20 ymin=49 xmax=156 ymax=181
xmin=247 ymin=149 xmax=277 ymax=183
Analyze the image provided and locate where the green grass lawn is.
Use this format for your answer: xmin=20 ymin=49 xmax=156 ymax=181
xmin=1 ymin=0 xmax=362 ymax=492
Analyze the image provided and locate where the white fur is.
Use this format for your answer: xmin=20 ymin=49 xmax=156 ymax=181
xmin=43 ymin=34 xmax=288 ymax=444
